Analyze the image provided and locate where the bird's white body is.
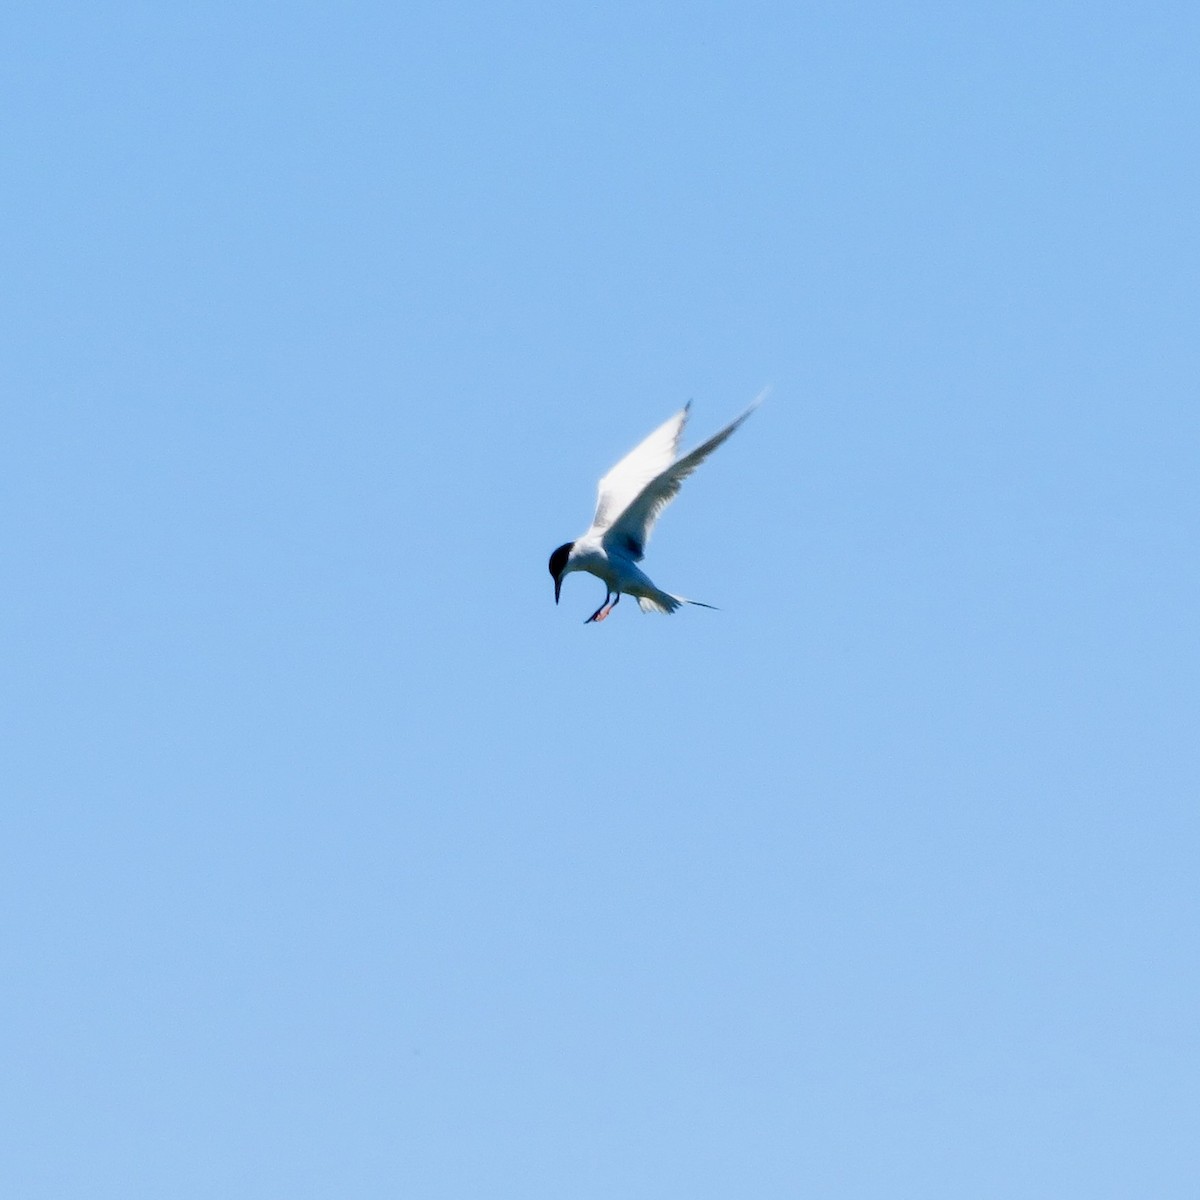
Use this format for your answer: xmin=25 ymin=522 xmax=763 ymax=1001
xmin=550 ymin=397 xmax=761 ymax=622
xmin=560 ymin=537 xmax=683 ymax=614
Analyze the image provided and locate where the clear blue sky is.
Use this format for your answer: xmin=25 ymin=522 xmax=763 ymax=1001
xmin=4 ymin=2 xmax=1198 ymax=1196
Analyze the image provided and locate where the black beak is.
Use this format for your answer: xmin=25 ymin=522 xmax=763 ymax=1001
xmin=554 ymin=576 xmax=562 ymax=604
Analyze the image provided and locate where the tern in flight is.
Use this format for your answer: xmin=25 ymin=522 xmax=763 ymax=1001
xmin=548 ymin=397 xmax=760 ymax=623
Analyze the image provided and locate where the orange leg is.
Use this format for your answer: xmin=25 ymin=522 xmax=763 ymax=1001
xmin=585 ymin=593 xmax=610 ymax=623
xmin=585 ymin=592 xmax=620 ymax=624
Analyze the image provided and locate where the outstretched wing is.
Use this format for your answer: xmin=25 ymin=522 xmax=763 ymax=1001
xmin=602 ymin=401 xmax=758 ymax=560
xmin=589 ymin=403 xmax=690 ymax=535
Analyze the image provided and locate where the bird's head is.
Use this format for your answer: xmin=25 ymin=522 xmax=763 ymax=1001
xmin=547 ymin=542 xmax=574 ymax=604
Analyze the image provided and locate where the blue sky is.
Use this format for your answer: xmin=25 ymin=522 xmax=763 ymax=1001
xmin=3 ymin=2 xmax=1198 ymax=1196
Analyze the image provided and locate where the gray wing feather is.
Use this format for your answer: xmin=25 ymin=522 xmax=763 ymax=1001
xmin=589 ymin=404 xmax=690 ymax=534
xmin=602 ymin=402 xmax=758 ymax=559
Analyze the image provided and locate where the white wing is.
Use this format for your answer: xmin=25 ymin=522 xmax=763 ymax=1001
xmin=588 ymin=403 xmax=690 ymax=534
xmin=602 ymin=401 xmax=758 ymax=561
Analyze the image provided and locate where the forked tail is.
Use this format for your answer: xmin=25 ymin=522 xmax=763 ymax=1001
xmin=636 ymin=592 xmax=718 ymax=615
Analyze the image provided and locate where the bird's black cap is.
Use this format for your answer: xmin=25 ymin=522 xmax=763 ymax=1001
xmin=548 ymin=542 xmax=573 ymax=603
xmin=548 ymin=542 xmax=573 ymax=579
